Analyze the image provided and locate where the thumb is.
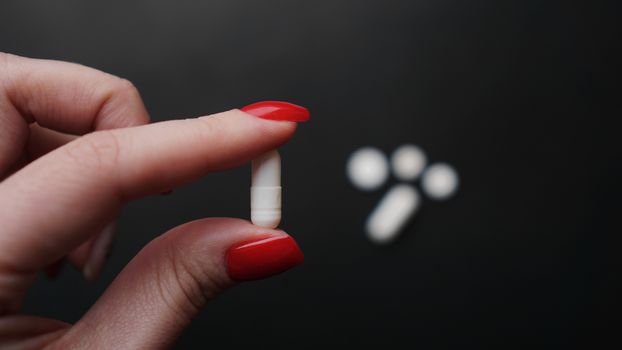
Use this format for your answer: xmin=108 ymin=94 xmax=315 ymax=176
xmin=54 ymin=218 xmax=303 ymax=349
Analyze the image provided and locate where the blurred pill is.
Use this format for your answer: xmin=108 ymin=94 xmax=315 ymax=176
xmin=391 ymin=144 xmax=427 ymax=181
xmin=347 ymin=147 xmax=389 ymax=191
xmin=366 ymin=184 xmax=420 ymax=244
xmin=421 ymin=163 xmax=459 ymax=200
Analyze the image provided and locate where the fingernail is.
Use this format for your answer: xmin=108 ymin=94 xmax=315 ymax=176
xmin=241 ymin=101 xmax=310 ymax=122
xmin=226 ymin=235 xmax=304 ymax=281
xmin=84 ymin=221 xmax=116 ymax=281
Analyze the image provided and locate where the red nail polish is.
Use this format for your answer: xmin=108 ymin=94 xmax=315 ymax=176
xmin=226 ymin=236 xmax=304 ymax=281
xmin=241 ymin=101 xmax=310 ymax=122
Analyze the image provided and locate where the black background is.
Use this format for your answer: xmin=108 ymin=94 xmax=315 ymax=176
xmin=1 ymin=0 xmax=621 ymax=348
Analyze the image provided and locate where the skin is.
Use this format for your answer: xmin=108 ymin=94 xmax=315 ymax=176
xmin=0 ymin=53 xmax=297 ymax=349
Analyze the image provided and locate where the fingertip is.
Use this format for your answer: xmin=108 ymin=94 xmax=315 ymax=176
xmin=83 ymin=222 xmax=116 ymax=282
xmin=153 ymin=217 xmax=303 ymax=284
xmin=232 ymin=108 xmax=299 ymax=147
xmin=226 ymin=234 xmax=304 ymax=282
xmin=239 ymin=101 xmax=310 ymax=122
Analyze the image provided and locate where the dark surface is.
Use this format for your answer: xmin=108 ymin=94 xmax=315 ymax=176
xmin=1 ymin=0 xmax=621 ymax=348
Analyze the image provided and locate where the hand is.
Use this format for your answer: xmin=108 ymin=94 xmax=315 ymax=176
xmin=0 ymin=53 xmax=305 ymax=349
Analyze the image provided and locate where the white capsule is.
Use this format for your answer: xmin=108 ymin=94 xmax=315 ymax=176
xmin=391 ymin=144 xmax=427 ymax=181
xmin=366 ymin=184 xmax=420 ymax=244
xmin=251 ymin=150 xmax=281 ymax=228
xmin=421 ymin=163 xmax=459 ymax=200
xmin=346 ymin=147 xmax=389 ymax=191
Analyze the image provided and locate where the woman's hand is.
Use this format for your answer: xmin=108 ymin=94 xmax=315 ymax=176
xmin=0 ymin=53 xmax=304 ymax=349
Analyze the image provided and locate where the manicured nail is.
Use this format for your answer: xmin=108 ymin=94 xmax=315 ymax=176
xmin=84 ymin=221 xmax=116 ymax=281
xmin=241 ymin=101 xmax=310 ymax=122
xmin=226 ymin=236 xmax=304 ymax=281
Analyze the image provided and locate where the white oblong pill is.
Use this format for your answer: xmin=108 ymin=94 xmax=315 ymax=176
xmin=251 ymin=150 xmax=281 ymax=228
xmin=346 ymin=147 xmax=389 ymax=191
xmin=421 ymin=163 xmax=459 ymax=200
xmin=391 ymin=144 xmax=427 ymax=181
xmin=366 ymin=184 xmax=420 ymax=244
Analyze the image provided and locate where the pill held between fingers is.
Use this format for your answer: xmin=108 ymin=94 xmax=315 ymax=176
xmin=366 ymin=184 xmax=420 ymax=244
xmin=347 ymin=147 xmax=389 ymax=191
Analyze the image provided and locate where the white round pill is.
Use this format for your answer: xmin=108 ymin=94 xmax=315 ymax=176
xmin=421 ymin=163 xmax=459 ymax=200
xmin=347 ymin=147 xmax=389 ymax=191
xmin=391 ymin=144 xmax=427 ymax=181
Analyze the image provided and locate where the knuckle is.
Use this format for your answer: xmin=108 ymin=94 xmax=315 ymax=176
xmin=150 ymin=239 xmax=229 ymax=321
xmin=153 ymin=246 xmax=206 ymax=320
xmin=63 ymin=131 xmax=121 ymax=171
xmin=98 ymin=77 xmax=149 ymax=126
xmin=195 ymin=115 xmax=227 ymax=145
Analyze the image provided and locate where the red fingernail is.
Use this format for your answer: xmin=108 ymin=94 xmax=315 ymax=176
xmin=241 ymin=101 xmax=310 ymax=122
xmin=226 ymin=236 xmax=304 ymax=281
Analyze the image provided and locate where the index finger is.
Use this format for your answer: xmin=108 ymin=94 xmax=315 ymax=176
xmin=0 ymin=107 xmax=301 ymax=271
